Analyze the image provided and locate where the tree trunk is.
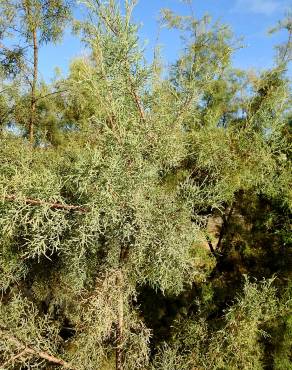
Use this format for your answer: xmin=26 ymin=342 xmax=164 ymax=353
xmin=29 ymin=28 xmax=38 ymax=145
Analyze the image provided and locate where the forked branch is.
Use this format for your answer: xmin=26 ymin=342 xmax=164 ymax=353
xmin=0 ymin=330 xmax=74 ymax=369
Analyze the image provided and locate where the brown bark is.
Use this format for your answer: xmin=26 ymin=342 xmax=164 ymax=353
xmin=127 ymin=74 xmax=146 ymax=122
xmin=0 ymin=329 xmax=74 ymax=368
xmin=0 ymin=349 xmax=29 ymax=368
xmin=205 ymin=234 xmax=217 ymax=257
xmin=3 ymin=194 xmax=88 ymax=213
xmin=29 ymin=27 xmax=38 ymax=145
xmin=22 ymin=0 xmax=38 ymax=145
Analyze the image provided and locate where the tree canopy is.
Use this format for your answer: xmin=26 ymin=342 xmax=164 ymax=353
xmin=0 ymin=1 xmax=291 ymax=369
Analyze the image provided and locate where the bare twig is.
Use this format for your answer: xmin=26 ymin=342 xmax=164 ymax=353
xmin=0 ymin=349 xmax=32 ymax=368
xmin=0 ymin=87 xmax=10 ymax=95
xmin=35 ymin=89 xmax=68 ymax=103
xmin=3 ymin=194 xmax=89 ymax=213
xmin=0 ymin=330 xmax=74 ymax=368
xmin=127 ymin=75 xmax=146 ymax=122
xmin=95 ymin=0 xmax=119 ymax=36
xmin=205 ymin=234 xmax=217 ymax=257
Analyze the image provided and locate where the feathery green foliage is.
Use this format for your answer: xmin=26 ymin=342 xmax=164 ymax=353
xmin=0 ymin=1 xmax=291 ymax=369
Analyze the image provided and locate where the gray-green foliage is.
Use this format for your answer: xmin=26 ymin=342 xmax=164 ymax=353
xmin=0 ymin=1 xmax=205 ymax=367
xmin=0 ymin=0 xmax=291 ymax=369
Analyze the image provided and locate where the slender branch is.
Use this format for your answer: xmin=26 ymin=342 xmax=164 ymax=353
xmin=0 ymin=85 xmax=63 ymax=125
xmin=0 ymin=330 xmax=74 ymax=369
xmin=95 ymin=0 xmax=119 ymax=36
xmin=205 ymin=234 xmax=217 ymax=257
xmin=280 ymin=27 xmax=292 ymax=63
xmin=3 ymin=194 xmax=89 ymax=213
xmin=0 ymin=349 xmax=32 ymax=368
xmin=0 ymin=87 xmax=10 ymax=95
xmin=35 ymin=89 xmax=68 ymax=103
xmin=24 ymin=73 xmax=33 ymax=90
xmin=127 ymin=75 xmax=146 ymax=122
xmin=29 ymin=26 xmax=38 ymax=145
xmin=0 ymin=107 xmax=14 ymax=125
xmin=216 ymin=204 xmax=234 ymax=252
xmin=175 ymin=94 xmax=194 ymax=124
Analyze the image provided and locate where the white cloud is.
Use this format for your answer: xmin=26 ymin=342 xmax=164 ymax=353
xmin=234 ymin=0 xmax=287 ymax=16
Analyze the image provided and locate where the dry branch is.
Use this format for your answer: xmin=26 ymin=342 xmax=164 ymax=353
xmin=0 ymin=330 xmax=74 ymax=369
xmin=3 ymin=194 xmax=89 ymax=213
xmin=128 ymin=76 xmax=146 ymax=122
xmin=0 ymin=349 xmax=29 ymax=368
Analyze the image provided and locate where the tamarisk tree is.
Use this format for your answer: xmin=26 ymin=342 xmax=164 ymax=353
xmin=0 ymin=0 xmax=73 ymax=144
xmin=0 ymin=1 xmax=291 ymax=369
xmin=0 ymin=1 xmax=209 ymax=368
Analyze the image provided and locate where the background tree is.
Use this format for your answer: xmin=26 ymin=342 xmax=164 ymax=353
xmin=0 ymin=0 xmax=73 ymax=144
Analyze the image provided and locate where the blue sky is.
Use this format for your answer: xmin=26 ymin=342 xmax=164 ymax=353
xmin=39 ymin=0 xmax=291 ymax=82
